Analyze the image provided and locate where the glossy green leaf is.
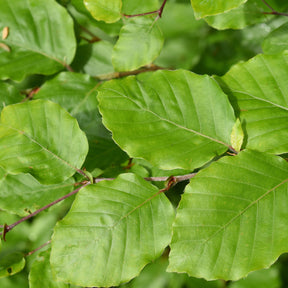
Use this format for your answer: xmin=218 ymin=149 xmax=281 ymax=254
xmin=51 ymin=173 xmax=175 ymax=287
xmin=168 ymin=150 xmax=288 ymax=280
xmin=112 ymin=17 xmax=164 ymax=71
xmin=218 ymin=51 xmax=288 ymax=154
xmin=34 ymin=72 xmax=127 ymax=171
xmin=0 ymin=250 xmax=25 ymax=278
xmin=0 ymin=167 xmax=74 ymax=216
xmin=0 ymin=100 xmax=88 ymax=184
xmin=0 ymin=0 xmax=76 ymax=81
xmin=230 ymin=118 xmax=244 ymax=152
xmin=98 ymin=70 xmax=235 ymax=171
xmin=29 ymin=249 xmax=68 ymax=288
xmin=191 ymin=0 xmax=247 ymax=19
xmin=83 ymin=0 xmax=122 ymax=23
xmin=262 ymin=22 xmax=288 ymax=54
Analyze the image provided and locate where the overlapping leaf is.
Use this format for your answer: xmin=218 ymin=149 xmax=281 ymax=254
xmin=29 ymin=249 xmax=68 ymax=288
xmin=217 ymin=51 xmax=288 ymax=153
xmin=0 ymin=0 xmax=76 ymax=81
xmin=262 ymin=22 xmax=288 ymax=54
xmin=0 ymin=100 xmax=88 ymax=184
xmin=0 ymin=82 xmax=23 ymax=112
xmin=98 ymin=70 xmax=236 ymax=171
xmin=51 ymin=173 xmax=175 ymax=287
xmin=204 ymin=1 xmax=288 ymax=30
xmin=0 ymin=167 xmax=74 ymax=216
xmin=112 ymin=17 xmax=164 ymax=71
xmin=34 ymin=72 xmax=127 ymax=170
xmin=168 ymin=150 xmax=288 ymax=280
xmin=190 ymin=0 xmax=247 ymax=19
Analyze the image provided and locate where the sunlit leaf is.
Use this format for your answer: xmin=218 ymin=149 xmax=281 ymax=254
xmin=230 ymin=118 xmax=244 ymax=152
xmin=217 ymin=51 xmax=288 ymax=153
xmin=112 ymin=16 xmax=164 ymax=71
xmin=0 ymin=100 xmax=88 ymax=184
xmin=0 ymin=0 xmax=76 ymax=81
xmin=168 ymin=150 xmax=288 ymax=280
xmin=98 ymin=70 xmax=235 ymax=171
xmin=51 ymin=173 xmax=175 ymax=287
xmin=190 ymin=0 xmax=247 ymax=19
xmin=83 ymin=0 xmax=122 ymax=23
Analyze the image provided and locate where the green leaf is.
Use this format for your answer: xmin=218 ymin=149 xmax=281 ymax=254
xmin=83 ymin=0 xmax=122 ymax=23
xmin=168 ymin=150 xmax=288 ymax=280
xmin=229 ymin=266 xmax=281 ymax=288
xmin=0 ymin=100 xmax=88 ymax=184
xmin=204 ymin=1 xmax=288 ymax=30
xmin=29 ymin=249 xmax=68 ymax=288
xmin=262 ymin=22 xmax=288 ymax=54
xmin=51 ymin=173 xmax=175 ymax=287
xmin=190 ymin=0 xmax=247 ymax=19
xmin=203 ymin=1 xmax=268 ymax=30
xmin=0 ymin=0 xmax=76 ymax=81
xmin=230 ymin=118 xmax=244 ymax=152
xmin=98 ymin=70 xmax=235 ymax=171
xmin=34 ymin=72 xmax=127 ymax=171
xmin=218 ymin=51 xmax=288 ymax=154
xmin=0 ymin=82 xmax=23 ymax=113
xmin=72 ymin=41 xmax=115 ymax=77
xmin=0 ymin=167 xmax=74 ymax=216
xmin=122 ymin=0 xmax=159 ymax=15
xmin=112 ymin=17 xmax=164 ymax=71
xmin=0 ymin=250 xmax=25 ymax=278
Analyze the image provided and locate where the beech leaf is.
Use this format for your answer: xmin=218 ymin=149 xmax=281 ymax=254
xmin=168 ymin=150 xmax=288 ymax=280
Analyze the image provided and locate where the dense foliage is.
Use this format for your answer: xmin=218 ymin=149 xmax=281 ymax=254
xmin=1 ymin=0 xmax=288 ymax=287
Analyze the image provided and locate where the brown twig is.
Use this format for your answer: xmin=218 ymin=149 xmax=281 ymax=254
xmin=1 ymin=182 xmax=90 ymax=240
xmin=25 ymin=240 xmax=51 ymax=257
xmin=123 ymin=0 xmax=167 ymax=19
xmin=0 ymin=172 xmax=196 ymax=240
xmin=261 ymin=0 xmax=288 ymax=17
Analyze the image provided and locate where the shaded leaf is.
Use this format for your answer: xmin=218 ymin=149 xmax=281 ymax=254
xmin=112 ymin=17 xmax=164 ymax=71
xmin=35 ymin=72 xmax=127 ymax=170
xmin=98 ymin=69 xmax=235 ymax=171
xmin=83 ymin=0 xmax=122 ymax=23
xmin=122 ymin=0 xmax=159 ymax=15
xmin=51 ymin=173 xmax=175 ymax=287
xmin=0 ymin=0 xmax=76 ymax=81
xmin=168 ymin=150 xmax=288 ymax=280
xmin=0 ymin=250 xmax=25 ymax=278
xmin=0 ymin=100 xmax=88 ymax=184
xmin=29 ymin=249 xmax=68 ymax=288
xmin=0 ymin=167 xmax=74 ymax=216
xmin=262 ymin=22 xmax=288 ymax=54
xmin=0 ymin=82 xmax=23 ymax=113
xmin=217 ymin=51 xmax=288 ymax=153
xmin=190 ymin=0 xmax=247 ymax=19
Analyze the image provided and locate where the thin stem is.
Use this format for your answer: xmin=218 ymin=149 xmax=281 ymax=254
xmin=123 ymin=0 xmax=167 ymax=18
xmin=261 ymin=0 xmax=288 ymax=17
xmin=79 ymin=25 xmax=101 ymax=43
xmin=1 ymin=182 xmax=90 ymax=240
xmin=1 ymin=172 xmax=196 ymax=240
xmin=25 ymin=240 xmax=51 ymax=257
